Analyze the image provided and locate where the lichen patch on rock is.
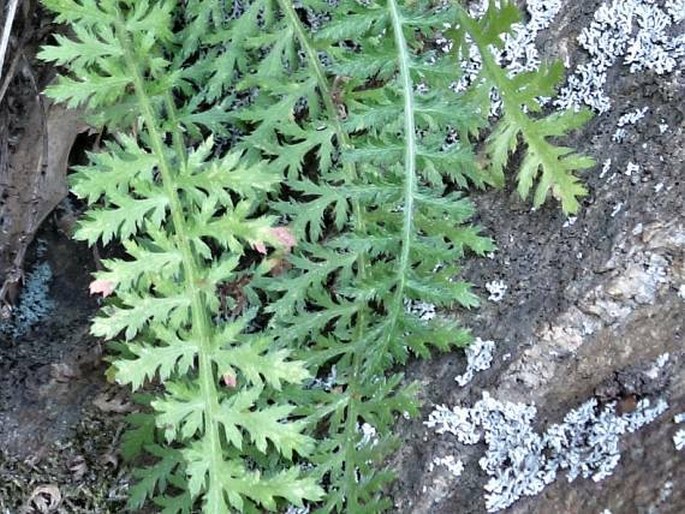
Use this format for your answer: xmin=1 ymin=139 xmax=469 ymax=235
xmin=426 ymin=378 xmax=669 ymax=512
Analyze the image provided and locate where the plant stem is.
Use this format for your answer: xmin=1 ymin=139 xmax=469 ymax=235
xmin=114 ymin=18 xmax=224 ymax=503
xmin=278 ymin=3 xmax=372 ymax=507
xmin=380 ymin=0 xmax=417 ymax=362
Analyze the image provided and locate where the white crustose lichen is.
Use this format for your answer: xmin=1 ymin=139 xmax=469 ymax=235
xmin=357 ymin=422 xmax=379 ymax=448
xmin=426 ymin=382 xmax=669 ymax=511
xmin=677 ymin=284 xmax=685 ymax=300
xmin=404 ymin=298 xmax=437 ymax=321
xmin=431 ymin=454 xmax=465 ymax=478
xmin=674 ymin=412 xmax=685 ymax=451
xmin=562 ymin=216 xmax=578 ymax=228
xmin=455 ymin=337 xmax=496 ymax=386
xmin=625 ymin=161 xmax=640 ymax=177
xmin=617 ymin=107 xmax=649 ymax=127
xmin=674 ymin=430 xmax=685 ymax=451
xmin=612 ymin=107 xmax=649 ymax=142
xmin=453 ymin=0 xmax=563 ymax=113
xmin=455 ymin=0 xmax=684 ymax=119
xmin=285 ymin=506 xmax=310 ymax=514
xmin=485 ymin=280 xmax=507 ymax=302
xmin=610 ymin=202 xmax=624 ymax=218
xmin=645 ymin=352 xmax=670 ymax=380
xmin=556 ymin=0 xmax=685 ymax=113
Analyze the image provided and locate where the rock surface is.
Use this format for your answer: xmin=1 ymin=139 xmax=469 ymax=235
xmin=391 ymin=1 xmax=684 ymax=512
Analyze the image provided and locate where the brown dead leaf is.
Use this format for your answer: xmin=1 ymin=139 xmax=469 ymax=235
xmin=92 ymin=391 xmax=132 ymax=413
xmin=0 ymin=98 xmax=87 ymax=307
xmin=49 ymin=361 xmax=81 ymax=382
xmin=217 ymin=275 xmax=251 ymax=319
xmin=26 ymin=484 xmax=61 ymax=513
xmin=100 ymin=451 xmax=119 ymax=469
xmin=68 ymin=455 xmax=88 ymax=481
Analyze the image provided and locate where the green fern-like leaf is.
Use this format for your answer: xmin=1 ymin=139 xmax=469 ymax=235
xmin=230 ymin=0 xmax=494 ymax=509
xmin=41 ymin=0 xmax=324 ymax=510
xmin=453 ymin=3 xmax=595 ymax=214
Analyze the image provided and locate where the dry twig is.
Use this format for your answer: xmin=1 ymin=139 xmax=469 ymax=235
xmin=0 ymin=0 xmax=21 ymax=86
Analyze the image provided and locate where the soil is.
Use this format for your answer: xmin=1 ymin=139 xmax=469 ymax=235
xmin=0 ymin=223 xmax=131 ymax=513
xmin=0 ymin=1 xmax=683 ymax=513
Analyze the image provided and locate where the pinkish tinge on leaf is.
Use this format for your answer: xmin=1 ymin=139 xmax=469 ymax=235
xmin=89 ymin=278 xmax=115 ymax=298
xmin=270 ymin=226 xmax=296 ymax=252
xmin=252 ymin=241 xmax=267 ymax=255
xmin=222 ymin=372 xmax=237 ymax=388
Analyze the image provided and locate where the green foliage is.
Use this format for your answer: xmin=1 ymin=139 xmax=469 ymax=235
xmin=40 ymin=1 xmax=320 ymax=511
xmin=39 ymin=0 xmax=593 ymax=511
xmin=452 ymin=2 xmax=595 ymax=214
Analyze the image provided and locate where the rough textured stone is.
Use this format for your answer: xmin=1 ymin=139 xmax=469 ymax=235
xmin=390 ymin=1 xmax=684 ymax=512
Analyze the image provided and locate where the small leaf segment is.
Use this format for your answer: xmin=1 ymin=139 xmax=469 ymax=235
xmin=39 ymin=0 xmax=593 ymax=511
xmin=452 ymin=1 xmax=595 ymax=214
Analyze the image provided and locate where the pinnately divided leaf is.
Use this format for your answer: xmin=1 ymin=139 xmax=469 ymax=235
xmin=41 ymin=0 xmax=592 ymax=511
xmin=42 ymin=0 xmax=323 ymax=510
xmin=454 ymin=4 xmax=595 ymax=214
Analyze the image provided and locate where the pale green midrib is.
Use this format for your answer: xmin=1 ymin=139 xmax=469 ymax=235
xmin=386 ymin=0 xmax=416 ymax=348
xmin=278 ymin=1 xmax=365 ymax=210
xmin=278 ymin=2 xmax=373 ymax=507
xmin=455 ymin=8 xmax=565 ymax=208
xmin=114 ymin=19 xmax=224 ymax=504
